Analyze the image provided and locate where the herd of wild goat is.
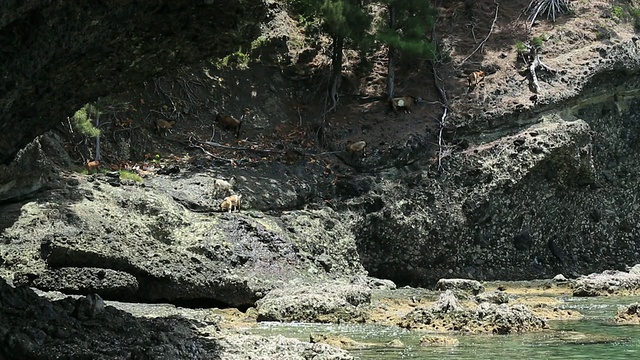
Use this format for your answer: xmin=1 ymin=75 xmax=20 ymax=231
xmin=82 ymin=70 xmax=486 ymax=213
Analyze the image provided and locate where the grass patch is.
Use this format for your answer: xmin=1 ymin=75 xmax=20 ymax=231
xmin=119 ymin=170 xmax=143 ymax=182
xmin=630 ymin=7 xmax=640 ymax=30
xmin=212 ymin=47 xmax=251 ymax=70
xmin=611 ymin=5 xmax=625 ymax=21
xmin=515 ymin=41 xmax=527 ymax=55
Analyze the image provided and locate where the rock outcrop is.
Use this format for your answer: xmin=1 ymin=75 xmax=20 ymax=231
xmin=0 ymin=277 xmax=353 ymax=359
xmin=400 ymin=292 xmax=547 ymax=334
xmin=614 ymin=302 xmax=640 ymax=324
xmin=256 ymin=284 xmax=371 ymax=323
xmin=573 ymin=266 xmax=640 ymax=297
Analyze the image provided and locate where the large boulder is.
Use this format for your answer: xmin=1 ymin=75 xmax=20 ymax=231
xmin=435 ymin=278 xmax=484 ymax=295
xmin=0 ymin=134 xmax=365 ymax=307
xmin=256 ymin=284 xmax=371 ymax=323
xmin=572 ymin=268 xmax=640 ymax=297
xmin=400 ymin=300 xmax=547 ymax=334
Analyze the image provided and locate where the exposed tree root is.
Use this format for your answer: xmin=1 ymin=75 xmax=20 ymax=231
xmin=522 ymin=44 xmax=557 ymax=94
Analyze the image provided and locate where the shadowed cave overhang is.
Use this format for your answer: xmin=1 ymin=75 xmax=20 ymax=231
xmin=0 ymin=0 xmax=266 ymax=165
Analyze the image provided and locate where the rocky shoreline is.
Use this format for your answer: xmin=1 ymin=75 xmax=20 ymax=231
xmin=3 ymin=1 xmax=640 ymax=358
xmin=4 ymin=267 xmax=635 ymax=358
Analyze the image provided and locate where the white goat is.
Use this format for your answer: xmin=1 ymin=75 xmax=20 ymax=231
xmin=213 ymin=176 xmax=236 ymax=197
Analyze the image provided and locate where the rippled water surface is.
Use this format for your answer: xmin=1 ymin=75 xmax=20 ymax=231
xmin=249 ymin=295 xmax=640 ymax=359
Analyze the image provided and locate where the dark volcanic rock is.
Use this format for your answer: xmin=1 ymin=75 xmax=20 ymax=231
xmin=0 ymin=277 xmax=353 ymax=359
xmin=475 ymin=290 xmax=511 ymax=305
xmin=219 ymin=334 xmax=353 ymax=360
xmin=615 ymin=302 xmax=640 ymax=324
xmin=0 ymin=0 xmax=268 ymax=165
xmin=0 ymin=277 xmax=222 ymax=359
xmin=24 ymin=267 xmax=139 ymax=299
xmin=431 ymin=290 xmax=463 ymax=313
xmin=0 ymin=136 xmax=365 ymax=306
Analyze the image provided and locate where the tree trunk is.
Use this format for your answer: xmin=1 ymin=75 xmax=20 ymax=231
xmin=386 ymin=4 xmax=396 ymax=100
xmin=95 ymin=112 xmax=101 ymax=161
xmin=329 ymin=34 xmax=344 ymax=112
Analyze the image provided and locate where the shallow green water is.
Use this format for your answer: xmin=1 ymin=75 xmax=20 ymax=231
xmin=249 ymin=295 xmax=640 ymax=359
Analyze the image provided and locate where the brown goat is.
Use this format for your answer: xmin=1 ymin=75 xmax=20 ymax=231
xmin=220 ymin=194 xmax=242 ymax=212
xmin=390 ymin=96 xmax=416 ymax=113
xmin=467 ymin=70 xmax=485 ymax=92
xmin=156 ymin=119 xmax=176 ymax=136
xmin=86 ymin=160 xmax=100 ymax=173
xmin=215 ymin=114 xmax=242 ymax=138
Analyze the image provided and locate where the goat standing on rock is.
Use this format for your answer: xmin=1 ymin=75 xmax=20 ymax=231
xmin=213 ymin=176 xmax=236 ymax=197
xmin=220 ymin=194 xmax=241 ymax=213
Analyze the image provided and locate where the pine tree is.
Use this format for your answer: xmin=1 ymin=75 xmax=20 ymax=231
xmin=376 ymin=0 xmax=436 ymax=99
xmin=294 ymin=0 xmax=371 ymax=111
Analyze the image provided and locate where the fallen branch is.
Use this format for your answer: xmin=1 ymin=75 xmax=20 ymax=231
xmin=199 ymin=140 xmax=281 ymax=154
xmin=431 ymin=7 xmax=451 ymax=173
xmin=460 ymin=1 xmax=499 ymax=65
xmin=188 ymin=143 xmax=236 ymax=164
xmin=524 ymin=44 xmax=556 ymax=93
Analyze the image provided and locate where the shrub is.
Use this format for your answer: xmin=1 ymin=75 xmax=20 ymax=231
xmin=72 ymin=104 xmax=101 ymax=137
xmin=531 ymin=36 xmax=545 ymax=50
xmin=611 ymin=6 xmax=625 ymax=20
xmin=526 ymin=0 xmax=571 ymax=27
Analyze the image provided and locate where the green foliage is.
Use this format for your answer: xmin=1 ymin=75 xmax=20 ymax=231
xmin=72 ymin=104 xmax=101 ymax=137
xmin=250 ymin=36 xmax=268 ymax=51
xmin=611 ymin=6 xmax=624 ymax=20
xmin=293 ymin=0 xmax=371 ymax=47
xmin=531 ymin=35 xmax=545 ymax=50
xmin=213 ymin=47 xmax=251 ymax=69
xmin=630 ymin=8 xmax=640 ymax=30
xmin=515 ymin=41 xmax=527 ymax=54
xmin=376 ymin=0 xmax=437 ymax=59
xmin=319 ymin=0 xmax=371 ymax=41
xmin=119 ymin=170 xmax=143 ymax=182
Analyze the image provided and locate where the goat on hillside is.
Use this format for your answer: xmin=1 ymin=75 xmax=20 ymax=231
xmin=220 ymin=194 xmax=242 ymax=213
xmin=215 ymin=114 xmax=242 ymax=138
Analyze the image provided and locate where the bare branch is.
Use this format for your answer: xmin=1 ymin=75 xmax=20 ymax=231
xmin=460 ymin=1 xmax=499 ymax=66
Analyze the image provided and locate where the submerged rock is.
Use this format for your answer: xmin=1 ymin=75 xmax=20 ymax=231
xmin=419 ymin=335 xmax=459 ymax=347
xmin=615 ymin=303 xmax=640 ymax=324
xmin=256 ymin=283 xmax=371 ymax=323
xmin=309 ymin=333 xmax=374 ymax=350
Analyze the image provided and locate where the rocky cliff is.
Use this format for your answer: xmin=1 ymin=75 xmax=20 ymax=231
xmin=3 ymin=0 xmax=640 ymax=356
